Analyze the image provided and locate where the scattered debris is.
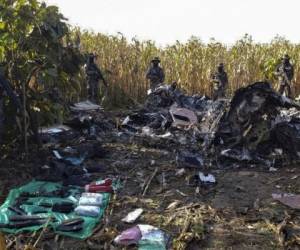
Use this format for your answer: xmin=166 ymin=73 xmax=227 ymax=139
xmin=3 ymin=81 xmax=300 ymax=249
xmin=177 ymin=152 xmax=204 ymax=168
xmin=114 ymin=224 xmax=169 ymax=249
xmin=142 ymin=167 xmax=158 ymax=196
xmin=170 ymin=107 xmax=198 ymax=128
xmin=40 ymin=125 xmax=71 ymax=134
xmin=138 ymin=224 xmax=169 ymax=250
xmin=114 ymin=226 xmax=142 ymax=246
xmin=175 ymin=168 xmax=186 ymax=177
xmin=166 ymin=201 xmax=181 ymax=210
xmin=70 ymin=100 xmax=102 ymax=111
xmin=53 ymin=150 xmax=86 ymax=166
xmin=122 ymin=208 xmax=144 ymax=223
xmin=214 ymin=82 xmax=300 ymax=166
xmin=272 ymin=193 xmax=300 ymax=209
xmin=199 ymin=172 xmax=216 ymax=184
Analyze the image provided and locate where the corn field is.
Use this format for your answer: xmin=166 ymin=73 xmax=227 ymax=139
xmin=78 ymin=31 xmax=300 ymax=106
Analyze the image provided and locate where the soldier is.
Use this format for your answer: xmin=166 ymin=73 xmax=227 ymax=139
xmin=146 ymin=57 xmax=165 ymax=90
xmin=85 ymin=53 xmax=107 ymax=103
xmin=275 ymin=54 xmax=294 ymax=98
xmin=0 ymin=75 xmax=21 ymax=144
xmin=210 ymin=63 xmax=228 ymax=100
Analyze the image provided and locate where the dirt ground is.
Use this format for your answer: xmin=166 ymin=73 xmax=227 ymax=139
xmin=1 ymin=112 xmax=300 ymax=250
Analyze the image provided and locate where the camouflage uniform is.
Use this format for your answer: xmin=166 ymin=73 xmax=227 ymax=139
xmin=211 ymin=63 xmax=228 ymax=100
xmin=146 ymin=57 xmax=165 ymax=90
xmin=275 ymin=55 xmax=294 ymax=98
xmin=85 ymin=54 xmax=107 ymax=103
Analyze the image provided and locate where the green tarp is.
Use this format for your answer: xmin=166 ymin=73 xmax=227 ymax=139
xmin=0 ymin=181 xmax=110 ymax=239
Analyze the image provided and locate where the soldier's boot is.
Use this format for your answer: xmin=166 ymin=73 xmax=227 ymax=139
xmin=286 ymin=85 xmax=292 ymax=98
xmin=88 ymin=83 xmax=93 ymax=101
xmin=88 ymin=80 xmax=96 ymax=101
xmin=212 ymin=90 xmax=218 ymax=101
xmin=220 ymin=88 xmax=225 ymax=98
xmin=94 ymin=83 xmax=100 ymax=104
xmin=279 ymin=84 xmax=285 ymax=95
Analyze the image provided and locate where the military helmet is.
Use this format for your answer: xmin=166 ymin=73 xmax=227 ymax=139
xmin=283 ymin=54 xmax=290 ymax=60
xmin=218 ymin=63 xmax=224 ymax=67
xmin=151 ymin=57 xmax=161 ymax=63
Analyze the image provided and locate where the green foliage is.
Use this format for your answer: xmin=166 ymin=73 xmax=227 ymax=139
xmin=78 ymin=32 xmax=300 ymax=106
xmin=0 ymin=0 xmax=84 ymax=131
xmin=2 ymin=1 xmax=300 ymax=144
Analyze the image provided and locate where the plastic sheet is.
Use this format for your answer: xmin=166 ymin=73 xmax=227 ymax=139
xmin=0 ymin=181 xmax=110 ymax=239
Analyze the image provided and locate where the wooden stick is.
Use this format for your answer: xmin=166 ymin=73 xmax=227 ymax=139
xmin=142 ymin=167 xmax=158 ymax=196
xmin=178 ymin=211 xmax=191 ymax=241
xmin=174 ymin=203 xmax=203 ymax=212
xmin=33 ymin=217 xmax=52 ymax=248
xmin=91 ymin=193 xmax=117 ymax=239
xmin=0 ymin=233 xmax=6 ymax=250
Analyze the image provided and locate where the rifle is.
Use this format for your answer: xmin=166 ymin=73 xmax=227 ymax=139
xmin=283 ymin=70 xmax=292 ymax=86
xmin=211 ymin=74 xmax=223 ymax=90
xmin=100 ymin=78 xmax=109 ymax=105
xmin=277 ymin=66 xmax=292 ymax=86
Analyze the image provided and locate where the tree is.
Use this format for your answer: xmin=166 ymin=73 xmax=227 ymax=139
xmin=0 ymin=0 xmax=84 ymax=144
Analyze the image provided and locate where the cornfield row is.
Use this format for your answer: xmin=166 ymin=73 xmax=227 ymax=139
xmin=78 ymin=31 xmax=300 ymax=106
